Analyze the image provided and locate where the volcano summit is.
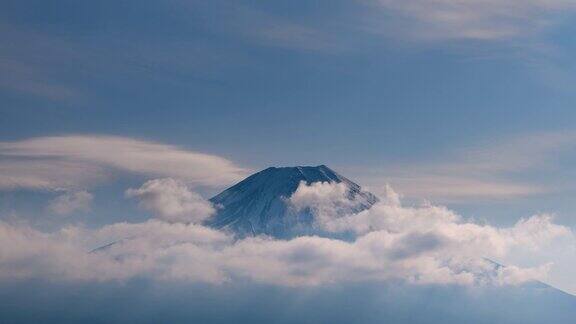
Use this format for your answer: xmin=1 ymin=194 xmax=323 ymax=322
xmin=207 ymin=165 xmax=378 ymax=237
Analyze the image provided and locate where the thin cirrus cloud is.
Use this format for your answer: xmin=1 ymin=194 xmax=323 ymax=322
xmin=234 ymin=8 xmax=337 ymax=52
xmin=357 ymin=130 xmax=576 ymax=202
xmin=0 ymin=24 xmax=86 ymax=103
xmin=367 ymin=0 xmax=576 ymax=41
xmin=0 ymin=135 xmax=249 ymax=191
xmin=0 ymin=57 xmax=79 ymax=102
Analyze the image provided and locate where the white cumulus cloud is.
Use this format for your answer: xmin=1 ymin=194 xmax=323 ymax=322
xmin=47 ymin=190 xmax=94 ymax=216
xmin=126 ymin=178 xmax=216 ymax=224
xmin=288 ymin=181 xmax=358 ymax=225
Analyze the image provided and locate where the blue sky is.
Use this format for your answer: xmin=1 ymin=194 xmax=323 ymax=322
xmin=3 ymin=0 xmax=576 ymax=296
xmin=3 ymin=1 xmax=576 ymax=218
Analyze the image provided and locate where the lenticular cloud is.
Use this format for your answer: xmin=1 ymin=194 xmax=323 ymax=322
xmin=0 ymin=183 xmax=570 ymax=287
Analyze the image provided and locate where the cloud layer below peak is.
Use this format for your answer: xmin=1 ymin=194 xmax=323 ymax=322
xmin=0 ymin=182 xmax=570 ymax=288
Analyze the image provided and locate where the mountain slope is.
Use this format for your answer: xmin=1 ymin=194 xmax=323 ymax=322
xmin=207 ymin=165 xmax=378 ymax=237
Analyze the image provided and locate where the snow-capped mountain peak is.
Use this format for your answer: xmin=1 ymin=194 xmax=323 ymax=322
xmin=207 ymin=165 xmax=378 ymax=237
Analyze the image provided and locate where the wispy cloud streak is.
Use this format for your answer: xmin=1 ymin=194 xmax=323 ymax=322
xmin=0 ymin=135 xmax=248 ymax=190
xmin=367 ymin=0 xmax=576 ymax=41
xmin=357 ymin=131 xmax=576 ymax=202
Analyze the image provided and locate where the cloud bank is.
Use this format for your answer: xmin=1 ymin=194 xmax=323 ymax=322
xmin=0 ymin=135 xmax=248 ymax=190
xmin=0 ymin=182 xmax=570 ymax=288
